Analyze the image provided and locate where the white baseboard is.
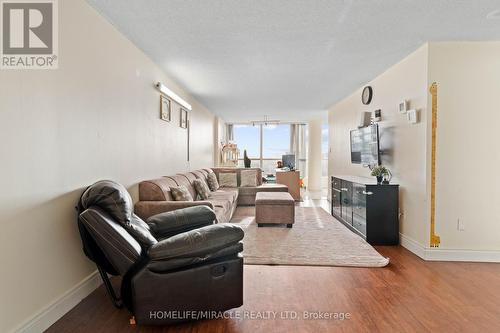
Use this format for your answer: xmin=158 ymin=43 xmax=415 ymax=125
xmin=399 ymin=233 xmax=426 ymax=259
xmin=424 ymin=248 xmax=500 ymax=262
xmin=13 ymin=270 xmax=102 ymax=333
xmin=400 ymin=233 xmax=500 ymax=262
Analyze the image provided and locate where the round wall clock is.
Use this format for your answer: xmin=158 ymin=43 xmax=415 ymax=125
xmin=362 ymin=86 xmax=373 ymax=105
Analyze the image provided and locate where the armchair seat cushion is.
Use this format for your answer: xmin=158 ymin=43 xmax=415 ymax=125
xmin=147 ymin=206 xmax=216 ymax=239
xmin=148 ymin=224 xmax=244 ymax=261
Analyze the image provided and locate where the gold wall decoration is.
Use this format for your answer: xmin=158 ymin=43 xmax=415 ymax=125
xmin=429 ymin=82 xmax=441 ymax=248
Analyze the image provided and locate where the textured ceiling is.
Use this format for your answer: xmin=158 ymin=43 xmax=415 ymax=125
xmin=88 ymin=0 xmax=500 ymax=122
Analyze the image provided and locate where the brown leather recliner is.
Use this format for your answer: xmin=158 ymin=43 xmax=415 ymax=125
xmin=76 ymin=180 xmax=244 ymax=325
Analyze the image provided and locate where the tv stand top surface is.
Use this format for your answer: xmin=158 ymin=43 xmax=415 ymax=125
xmin=332 ymin=175 xmax=398 ymax=186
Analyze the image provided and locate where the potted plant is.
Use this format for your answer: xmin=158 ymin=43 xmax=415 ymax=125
xmin=370 ymin=165 xmax=390 ymax=184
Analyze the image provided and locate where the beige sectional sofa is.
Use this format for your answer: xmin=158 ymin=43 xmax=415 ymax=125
xmin=135 ymin=168 xmax=288 ymax=223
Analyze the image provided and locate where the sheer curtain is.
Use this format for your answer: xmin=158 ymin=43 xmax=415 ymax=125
xmin=226 ymin=124 xmax=234 ymax=142
xmin=289 ymin=124 xmax=307 ymax=175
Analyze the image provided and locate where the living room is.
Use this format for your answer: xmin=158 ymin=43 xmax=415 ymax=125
xmin=1 ymin=1 xmax=500 ymax=332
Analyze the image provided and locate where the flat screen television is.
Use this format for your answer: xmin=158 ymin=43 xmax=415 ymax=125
xmin=282 ymin=154 xmax=296 ymax=169
xmin=350 ymin=124 xmax=380 ymax=165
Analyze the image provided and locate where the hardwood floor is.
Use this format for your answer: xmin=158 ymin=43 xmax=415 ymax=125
xmin=47 ymin=200 xmax=500 ymax=333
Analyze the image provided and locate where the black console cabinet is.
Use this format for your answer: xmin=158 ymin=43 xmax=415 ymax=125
xmin=331 ymin=175 xmax=399 ymax=245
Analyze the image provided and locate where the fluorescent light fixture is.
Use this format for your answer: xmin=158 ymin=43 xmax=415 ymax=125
xmin=155 ymin=82 xmax=192 ymax=110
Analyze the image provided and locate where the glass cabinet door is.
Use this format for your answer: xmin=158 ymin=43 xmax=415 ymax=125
xmin=341 ymin=180 xmax=352 ymax=225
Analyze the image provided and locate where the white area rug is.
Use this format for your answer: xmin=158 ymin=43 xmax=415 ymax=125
xmin=231 ymin=206 xmax=389 ymax=268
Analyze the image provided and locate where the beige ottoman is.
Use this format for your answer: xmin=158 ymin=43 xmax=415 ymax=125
xmin=255 ymin=192 xmax=295 ymax=228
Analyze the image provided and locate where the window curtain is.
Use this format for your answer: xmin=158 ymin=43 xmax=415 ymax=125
xmin=226 ymin=124 xmax=234 ymax=142
xmin=289 ymin=124 xmax=307 ymax=175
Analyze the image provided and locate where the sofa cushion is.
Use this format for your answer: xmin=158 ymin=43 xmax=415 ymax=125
xmin=193 ymin=179 xmax=211 ymax=200
xmin=170 ymin=186 xmax=194 ymax=201
xmin=211 ymin=167 xmax=263 ymax=186
xmin=198 ymin=169 xmax=209 ymax=177
xmin=190 ymin=170 xmax=206 ymax=184
xmin=168 ymin=175 xmax=197 ymax=200
xmin=238 ymin=184 xmax=288 ymax=196
xmin=192 ymin=170 xmax=209 ymax=183
xmin=211 ymin=188 xmax=238 ymax=204
xmin=207 ymin=172 xmax=220 ymax=191
xmin=240 ymin=170 xmax=257 ymax=187
xmin=213 ymin=206 xmax=226 ymax=223
xmin=139 ymin=177 xmax=178 ymax=201
xmin=237 ymin=187 xmax=258 ymax=196
xmin=209 ymin=199 xmax=232 ymax=213
xmin=219 ymin=172 xmax=237 ymax=187
xmin=181 ymin=172 xmax=198 ymax=185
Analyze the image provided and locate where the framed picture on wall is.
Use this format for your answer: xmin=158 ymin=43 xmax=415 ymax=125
xmin=160 ymin=95 xmax=171 ymax=122
xmin=180 ymin=108 xmax=188 ymax=128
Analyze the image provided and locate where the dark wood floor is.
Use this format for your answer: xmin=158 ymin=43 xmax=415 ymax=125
xmin=47 ymin=245 xmax=500 ymax=333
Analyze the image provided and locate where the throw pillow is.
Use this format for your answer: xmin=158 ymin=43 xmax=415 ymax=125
xmin=207 ymin=172 xmax=220 ymax=191
xmin=170 ymin=185 xmax=194 ymax=201
xmin=193 ymin=179 xmax=211 ymax=200
xmin=240 ymin=170 xmax=257 ymax=187
xmin=219 ymin=172 xmax=237 ymax=188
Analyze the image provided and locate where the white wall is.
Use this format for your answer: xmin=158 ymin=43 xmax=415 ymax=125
xmin=328 ymin=44 xmax=430 ymax=246
xmin=428 ymin=42 xmax=500 ymax=251
xmin=0 ymin=0 xmax=216 ymax=331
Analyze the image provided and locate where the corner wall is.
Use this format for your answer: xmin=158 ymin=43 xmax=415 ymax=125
xmin=328 ymin=44 xmax=430 ymax=247
xmin=328 ymin=42 xmax=500 ymax=260
xmin=0 ymin=0 xmax=216 ymax=331
xmin=429 ymin=42 xmax=500 ymax=251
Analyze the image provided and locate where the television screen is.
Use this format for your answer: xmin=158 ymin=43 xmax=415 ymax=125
xmin=282 ymin=154 xmax=296 ymax=169
xmin=350 ymin=124 xmax=380 ymax=165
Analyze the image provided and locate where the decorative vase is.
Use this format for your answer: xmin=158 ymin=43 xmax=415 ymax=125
xmin=382 ymin=169 xmax=392 ymax=184
xmin=243 ymin=149 xmax=251 ymax=168
xmin=376 ymin=176 xmax=383 ymax=184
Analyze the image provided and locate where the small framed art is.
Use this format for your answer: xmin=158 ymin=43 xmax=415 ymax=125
xmin=160 ymin=95 xmax=171 ymax=122
xmin=180 ymin=108 xmax=188 ymax=128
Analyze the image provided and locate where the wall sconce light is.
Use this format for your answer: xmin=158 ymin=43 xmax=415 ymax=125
xmin=155 ymin=82 xmax=192 ymax=111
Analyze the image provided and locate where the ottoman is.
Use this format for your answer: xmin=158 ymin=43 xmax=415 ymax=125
xmin=255 ymin=192 xmax=295 ymax=228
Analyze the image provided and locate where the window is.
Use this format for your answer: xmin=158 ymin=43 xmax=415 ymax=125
xmin=233 ymin=125 xmax=260 ymax=158
xmin=263 ymin=124 xmax=290 ymax=158
xmin=229 ymin=123 xmax=305 ymax=176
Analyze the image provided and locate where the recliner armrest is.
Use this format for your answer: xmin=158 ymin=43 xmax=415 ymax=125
xmin=148 ymin=224 xmax=244 ymax=261
xmin=146 ymin=206 xmax=216 ymax=239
